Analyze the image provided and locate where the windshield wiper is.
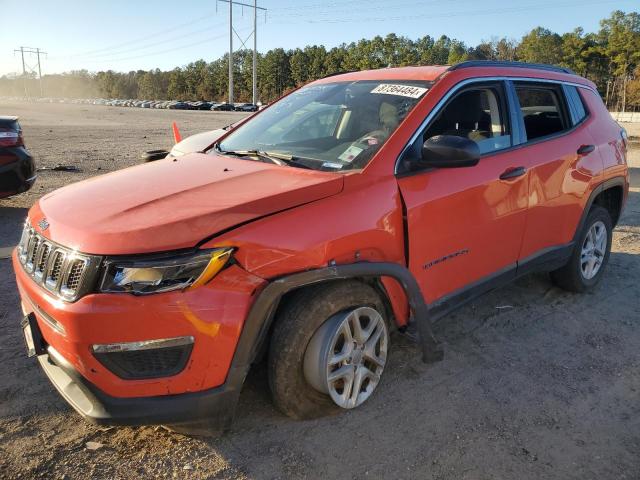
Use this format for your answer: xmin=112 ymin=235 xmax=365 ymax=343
xmin=216 ymin=147 xmax=312 ymax=169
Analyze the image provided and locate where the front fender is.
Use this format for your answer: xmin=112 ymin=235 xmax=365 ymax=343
xmin=230 ymin=263 xmax=444 ymax=372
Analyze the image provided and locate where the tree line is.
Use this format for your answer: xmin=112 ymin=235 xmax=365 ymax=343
xmin=1 ymin=10 xmax=638 ymax=110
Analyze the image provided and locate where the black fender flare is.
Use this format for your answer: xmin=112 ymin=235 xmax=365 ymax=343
xmin=572 ymin=176 xmax=628 ymax=242
xmin=227 ymin=262 xmax=443 ymax=388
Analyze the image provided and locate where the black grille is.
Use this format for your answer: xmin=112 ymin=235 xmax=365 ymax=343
xmin=65 ymin=260 xmax=85 ymax=291
xmin=36 ymin=243 xmax=51 ymax=273
xmin=48 ymin=251 xmax=64 ymax=284
xmin=27 ymin=236 xmax=40 ymax=269
xmin=94 ymin=345 xmax=193 ymax=379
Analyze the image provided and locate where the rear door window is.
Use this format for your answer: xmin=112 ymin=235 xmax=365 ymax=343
xmin=515 ymin=85 xmax=569 ymax=141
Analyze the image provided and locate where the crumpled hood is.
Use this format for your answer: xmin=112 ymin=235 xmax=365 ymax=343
xmin=31 ymin=153 xmax=343 ymax=255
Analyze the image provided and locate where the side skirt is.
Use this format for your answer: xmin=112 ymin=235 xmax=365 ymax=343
xmin=428 ymin=242 xmax=574 ymax=322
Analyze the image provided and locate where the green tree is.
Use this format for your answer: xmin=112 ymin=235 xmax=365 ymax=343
xmin=518 ymin=27 xmax=563 ymax=65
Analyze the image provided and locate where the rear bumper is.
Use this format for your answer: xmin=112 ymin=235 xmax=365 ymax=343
xmin=39 ymin=345 xmax=242 ymax=430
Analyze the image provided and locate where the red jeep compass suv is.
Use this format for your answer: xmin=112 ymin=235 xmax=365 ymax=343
xmin=13 ymin=61 xmax=629 ymax=435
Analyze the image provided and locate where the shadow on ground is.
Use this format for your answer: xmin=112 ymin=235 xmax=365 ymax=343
xmin=0 ymin=206 xmax=28 ymax=248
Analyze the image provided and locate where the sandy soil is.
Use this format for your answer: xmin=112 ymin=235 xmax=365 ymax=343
xmin=1 ymin=102 xmax=639 ymax=479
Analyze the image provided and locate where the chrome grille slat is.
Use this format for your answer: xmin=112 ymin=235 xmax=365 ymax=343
xmin=18 ymin=223 xmax=99 ymax=302
xmin=46 ymin=250 xmax=66 ymax=290
xmin=25 ymin=233 xmax=40 ymax=272
xmin=34 ymin=242 xmax=51 ymax=280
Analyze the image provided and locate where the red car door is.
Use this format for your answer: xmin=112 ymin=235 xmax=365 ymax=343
xmin=396 ymin=81 xmax=529 ymax=305
xmin=510 ymin=82 xmax=603 ymax=261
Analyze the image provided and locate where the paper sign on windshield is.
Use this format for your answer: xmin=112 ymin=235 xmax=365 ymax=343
xmin=371 ymin=84 xmax=428 ymax=98
xmin=338 ymin=145 xmax=364 ymax=162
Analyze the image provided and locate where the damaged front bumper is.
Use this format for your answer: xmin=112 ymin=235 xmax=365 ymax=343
xmin=37 ymin=343 xmax=244 ymax=433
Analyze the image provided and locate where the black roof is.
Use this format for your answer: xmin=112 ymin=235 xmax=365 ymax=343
xmin=449 ymin=61 xmax=576 ymax=76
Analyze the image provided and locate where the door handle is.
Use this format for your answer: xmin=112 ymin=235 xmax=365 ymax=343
xmin=577 ymin=144 xmax=595 ymax=156
xmin=499 ymin=166 xmax=527 ymax=180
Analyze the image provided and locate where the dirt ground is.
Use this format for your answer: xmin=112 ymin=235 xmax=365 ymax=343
xmin=1 ymin=101 xmax=639 ymax=480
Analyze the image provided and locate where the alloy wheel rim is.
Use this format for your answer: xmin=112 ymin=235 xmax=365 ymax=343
xmin=580 ymin=220 xmax=607 ymax=280
xmin=304 ymin=306 xmax=388 ymax=409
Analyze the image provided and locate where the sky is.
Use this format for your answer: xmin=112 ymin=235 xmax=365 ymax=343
xmin=1 ymin=0 xmax=638 ymax=76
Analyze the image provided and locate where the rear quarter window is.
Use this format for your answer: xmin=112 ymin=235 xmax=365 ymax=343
xmin=564 ymin=85 xmax=588 ymax=125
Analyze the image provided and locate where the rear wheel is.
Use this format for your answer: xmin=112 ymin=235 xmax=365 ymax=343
xmin=268 ymin=281 xmax=389 ymax=419
xmin=551 ymin=205 xmax=613 ymax=292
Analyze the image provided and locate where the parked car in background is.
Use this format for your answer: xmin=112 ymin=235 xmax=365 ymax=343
xmin=13 ymin=61 xmax=629 ymax=437
xmin=165 ymin=128 xmax=229 ymax=159
xmin=197 ymin=102 xmax=213 ymax=111
xmin=234 ymin=103 xmax=258 ymax=112
xmin=169 ymin=102 xmax=189 ymax=110
xmin=0 ymin=116 xmax=35 ymax=198
xmin=212 ymin=102 xmax=234 ymax=111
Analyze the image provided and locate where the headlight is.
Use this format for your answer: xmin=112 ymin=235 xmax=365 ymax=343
xmin=100 ymin=248 xmax=234 ymax=295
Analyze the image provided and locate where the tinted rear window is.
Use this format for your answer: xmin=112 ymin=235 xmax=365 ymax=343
xmin=516 ymin=86 xmax=567 ymax=141
xmin=0 ymin=119 xmax=20 ymax=131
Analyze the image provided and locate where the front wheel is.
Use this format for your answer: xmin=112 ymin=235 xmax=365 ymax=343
xmin=551 ymin=205 xmax=613 ymax=292
xmin=303 ymin=306 xmax=388 ymax=410
xmin=268 ymin=281 xmax=389 ymax=420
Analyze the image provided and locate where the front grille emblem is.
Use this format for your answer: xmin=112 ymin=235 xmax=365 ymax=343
xmin=38 ymin=218 xmax=49 ymax=231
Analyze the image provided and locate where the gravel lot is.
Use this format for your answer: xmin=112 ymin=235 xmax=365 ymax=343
xmin=1 ymin=102 xmax=639 ymax=480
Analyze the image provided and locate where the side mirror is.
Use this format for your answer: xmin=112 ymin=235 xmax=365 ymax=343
xmin=420 ymin=135 xmax=480 ymax=168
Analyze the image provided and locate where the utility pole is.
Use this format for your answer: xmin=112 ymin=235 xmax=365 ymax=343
xmin=17 ymin=47 xmax=27 ymax=97
xmin=253 ymin=0 xmax=257 ymax=105
xmin=37 ymin=48 xmax=43 ymax=97
xmin=622 ymin=74 xmax=627 ymax=113
xmin=218 ymin=0 xmax=266 ymax=105
xmin=229 ymin=1 xmax=233 ymax=104
xmin=13 ymin=46 xmax=47 ymax=98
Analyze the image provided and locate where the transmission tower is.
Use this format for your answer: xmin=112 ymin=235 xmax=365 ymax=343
xmin=13 ymin=47 xmax=47 ymax=98
xmin=217 ymin=0 xmax=266 ymax=105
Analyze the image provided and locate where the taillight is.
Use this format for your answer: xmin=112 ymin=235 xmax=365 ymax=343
xmin=0 ymin=128 xmax=23 ymax=147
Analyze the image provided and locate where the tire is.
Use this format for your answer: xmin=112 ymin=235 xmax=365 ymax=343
xmin=268 ymin=280 xmax=388 ymax=420
xmin=141 ymin=150 xmax=169 ymax=162
xmin=551 ymin=205 xmax=613 ymax=292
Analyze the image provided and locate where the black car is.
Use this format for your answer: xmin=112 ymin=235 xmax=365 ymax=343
xmin=211 ymin=103 xmax=234 ymax=111
xmin=0 ymin=116 xmax=35 ymax=198
xmin=169 ymin=102 xmax=189 ymax=110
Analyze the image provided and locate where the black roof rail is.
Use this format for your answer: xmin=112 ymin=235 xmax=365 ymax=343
xmin=449 ymin=60 xmax=576 ymax=76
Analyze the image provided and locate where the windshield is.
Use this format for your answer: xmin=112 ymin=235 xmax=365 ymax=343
xmin=215 ymin=80 xmax=430 ymax=171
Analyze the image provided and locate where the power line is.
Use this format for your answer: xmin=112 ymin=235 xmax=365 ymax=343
xmin=78 ymin=28 xmax=251 ymax=64
xmin=52 ymin=22 xmax=229 ymax=61
xmin=269 ymin=0 xmax=627 ymax=22
xmin=55 ymin=11 xmax=221 ymax=59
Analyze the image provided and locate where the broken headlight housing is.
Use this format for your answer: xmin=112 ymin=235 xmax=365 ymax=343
xmin=99 ymin=248 xmax=234 ymax=295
